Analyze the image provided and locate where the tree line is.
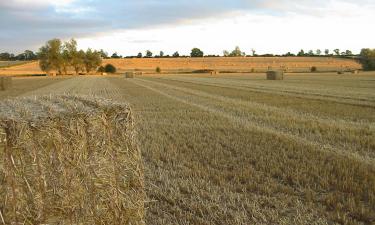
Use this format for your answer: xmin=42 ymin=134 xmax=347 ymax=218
xmin=1 ymin=40 xmax=375 ymax=71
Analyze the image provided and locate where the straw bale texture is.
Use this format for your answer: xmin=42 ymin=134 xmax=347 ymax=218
xmin=266 ymin=71 xmax=284 ymax=80
xmin=125 ymin=72 xmax=135 ymax=78
xmin=0 ymin=95 xmax=144 ymax=225
xmin=0 ymin=77 xmax=12 ymax=91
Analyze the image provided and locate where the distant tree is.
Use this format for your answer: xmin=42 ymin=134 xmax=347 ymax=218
xmin=159 ymin=51 xmax=164 ymax=57
xmin=316 ymin=49 xmax=322 ymax=56
xmin=38 ymin=38 xmax=64 ymax=74
xmin=229 ymin=46 xmax=245 ymax=57
xmin=345 ymin=50 xmax=353 ymax=56
xmin=284 ymin=52 xmax=295 ymax=57
xmin=297 ymin=49 xmax=305 ymax=56
xmin=111 ymin=52 xmax=121 ymax=58
xmin=99 ymin=49 xmax=108 ymax=58
xmin=223 ymin=50 xmax=230 ymax=57
xmin=0 ymin=52 xmax=12 ymax=60
xmin=190 ymin=48 xmax=204 ymax=57
xmin=251 ymin=49 xmax=256 ymax=56
xmin=145 ymin=50 xmax=153 ymax=58
xmin=324 ymin=49 xmax=330 ymax=55
xmin=137 ymin=52 xmax=143 ymax=58
xmin=173 ymin=51 xmax=180 ymax=57
xmin=104 ymin=64 xmax=116 ymax=73
xmin=308 ymin=50 xmax=314 ymax=56
xmin=334 ymin=49 xmax=340 ymax=56
xmin=84 ymin=48 xmax=102 ymax=73
xmin=359 ymin=48 xmax=375 ymax=70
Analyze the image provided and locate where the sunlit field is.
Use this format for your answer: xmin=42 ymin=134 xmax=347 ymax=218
xmin=1 ymin=72 xmax=374 ymax=224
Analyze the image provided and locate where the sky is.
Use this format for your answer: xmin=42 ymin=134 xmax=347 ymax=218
xmin=0 ymin=0 xmax=374 ymax=56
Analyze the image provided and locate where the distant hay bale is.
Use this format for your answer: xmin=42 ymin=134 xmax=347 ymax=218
xmin=352 ymin=70 xmax=359 ymax=74
xmin=125 ymin=72 xmax=135 ymax=78
xmin=135 ymin=71 xmax=144 ymax=76
xmin=210 ymin=70 xmax=219 ymax=75
xmin=0 ymin=95 xmax=144 ymax=224
xmin=0 ymin=77 xmax=12 ymax=91
xmin=101 ymin=72 xmax=108 ymax=76
xmin=266 ymin=70 xmax=284 ymax=80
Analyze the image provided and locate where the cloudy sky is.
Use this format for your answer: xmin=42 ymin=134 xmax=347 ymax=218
xmin=1 ymin=0 xmax=374 ymax=56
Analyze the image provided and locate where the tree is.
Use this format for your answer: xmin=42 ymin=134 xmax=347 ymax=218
xmin=359 ymin=48 xmax=375 ymax=70
xmin=159 ymin=51 xmax=164 ymax=57
xmin=146 ymin=50 xmax=153 ymax=58
xmin=190 ymin=48 xmax=204 ymax=57
xmin=84 ymin=48 xmax=102 ymax=73
xmin=137 ymin=52 xmax=143 ymax=58
xmin=0 ymin=52 xmax=11 ymax=60
xmin=64 ymin=39 xmax=85 ymax=74
xmin=38 ymin=38 xmax=64 ymax=74
xmin=223 ymin=50 xmax=230 ymax=57
xmin=104 ymin=64 xmax=117 ymax=73
xmin=229 ymin=46 xmax=245 ymax=57
xmin=316 ymin=49 xmax=322 ymax=56
xmin=308 ymin=50 xmax=314 ymax=56
xmin=325 ymin=49 xmax=330 ymax=55
xmin=334 ymin=49 xmax=340 ymax=56
xmin=111 ymin=52 xmax=121 ymax=58
xmin=173 ymin=51 xmax=180 ymax=57
xmin=251 ymin=49 xmax=256 ymax=56
xmin=345 ymin=50 xmax=353 ymax=56
xmin=297 ymin=49 xmax=305 ymax=56
xmin=99 ymin=49 xmax=108 ymax=58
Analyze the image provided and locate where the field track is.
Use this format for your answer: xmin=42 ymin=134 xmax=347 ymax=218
xmin=1 ymin=73 xmax=375 ymax=224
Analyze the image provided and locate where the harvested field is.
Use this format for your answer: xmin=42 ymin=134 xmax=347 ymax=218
xmin=0 ymin=61 xmax=31 ymax=68
xmin=105 ymin=57 xmax=362 ymax=73
xmin=0 ymin=57 xmax=362 ymax=76
xmin=0 ymin=72 xmax=374 ymax=224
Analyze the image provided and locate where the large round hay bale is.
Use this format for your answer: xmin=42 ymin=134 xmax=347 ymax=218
xmin=0 ymin=77 xmax=12 ymax=91
xmin=0 ymin=95 xmax=145 ymax=224
xmin=125 ymin=72 xmax=135 ymax=78
xmin=266 ymin=70 xmax=284 ymax=80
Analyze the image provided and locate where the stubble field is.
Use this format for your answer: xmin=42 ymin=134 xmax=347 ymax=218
xmin=0 ymin=72 xmax=374 ymax=224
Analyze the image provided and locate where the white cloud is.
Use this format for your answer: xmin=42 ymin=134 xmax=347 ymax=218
xmin=78 ymin=1 xmax=375 ymax=56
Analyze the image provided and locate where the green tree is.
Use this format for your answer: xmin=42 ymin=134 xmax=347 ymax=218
xmin=38 ymin=38 xmax=64 ymax=74
xmin=137 ymin=52 xmax=143 ymax=58
xmin=324 ymin=49 xmax=330 ymax=55
xmin=223 ymin=50 xmax=229 ymax=57
xmin=297 ymin=49 xmax=305 ymax=56
xmin=84 ymin=48 xmax=102 ymax=73
xmin=173 ymin=51 xmax=179 ymax=57
xmin=229 ymin=46 xmax=245 ymax=57
xmin=104 ymin=64 xmax=116 ymax=73
xmin=146 ymin=50 xmax=153 ymax=58
xmin=316 ymin=49 xmax=322 ymax=56
xmin=345 ymin=50 xmax=353 ymax=56
xmin=64 ymin=39 xmax=85 ymax=74
xmin=159 ymin=51 xmax=164 ymax=57
xmin=190 ymin=48 xmax=204 ymax=57
xmin=359 ymin=48 xmax=375 ymax=70
xmin=334 ymin=49 xmax=340 ymax=55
